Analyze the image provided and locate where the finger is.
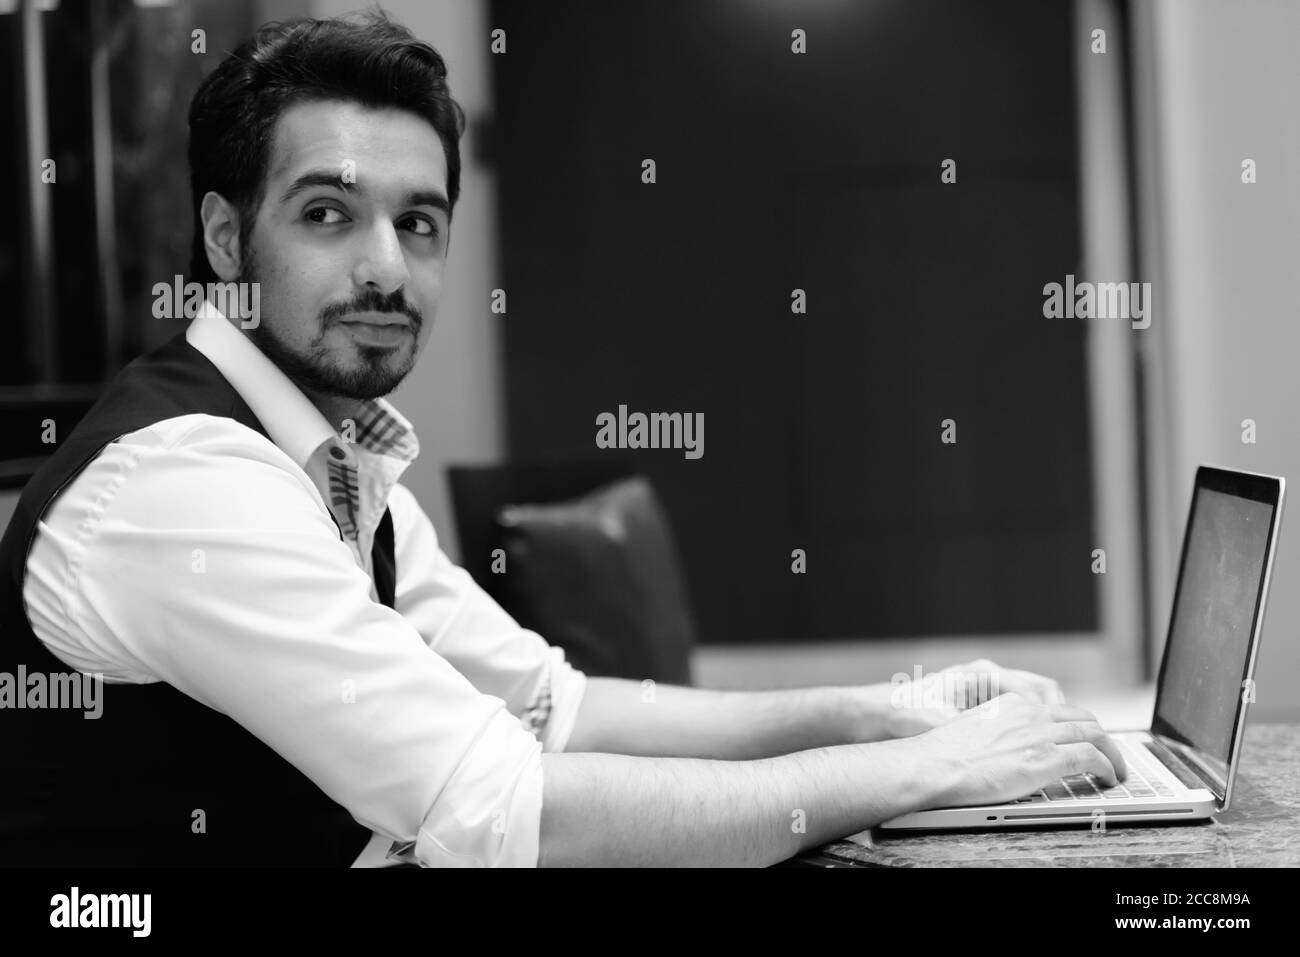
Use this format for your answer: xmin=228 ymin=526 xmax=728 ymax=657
xmin=1056 ymin=742 xmax=1123 ymax=788
xmin=1052 ymin=721 xmax=1129 ymax=783
xmin=1021 ymin=671 xmax=1066 ymax=705
xmin=1002 ymin=669 xmax=1064 ymax=705
xmin=1087 ymin=729 xmax=1128 ymax=783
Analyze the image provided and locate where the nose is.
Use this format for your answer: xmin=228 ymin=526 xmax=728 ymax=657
xmin=351 ymin=219 xmax=410 ymax=295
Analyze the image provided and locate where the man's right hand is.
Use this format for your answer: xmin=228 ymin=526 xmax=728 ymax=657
xmin=910 ymin=692 xmax=1129 ymax=809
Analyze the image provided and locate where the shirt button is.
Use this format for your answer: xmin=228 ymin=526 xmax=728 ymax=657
xmin=330 ymin=445 xmax=347 ymax=460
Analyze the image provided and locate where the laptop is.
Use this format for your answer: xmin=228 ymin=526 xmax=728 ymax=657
xmin=880 ymin=465 xmax=1285 ymax=830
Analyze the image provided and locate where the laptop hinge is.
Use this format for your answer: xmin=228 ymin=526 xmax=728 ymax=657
xmin=1150 ymin=735 xmax=1225 ymax=798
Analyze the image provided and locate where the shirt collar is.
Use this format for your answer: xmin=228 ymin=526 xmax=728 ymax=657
xmin=185 ymin=300 xmax=419 ymax=471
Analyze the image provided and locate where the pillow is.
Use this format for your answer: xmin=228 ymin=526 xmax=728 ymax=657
xmin=495 ymin=476 xmax=695 ymax=684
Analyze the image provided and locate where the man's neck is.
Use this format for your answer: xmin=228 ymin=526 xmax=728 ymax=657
xmin=217 ymin=306 xmax=367 ymax=434
xmin=301 ymin=386 xmax=366 ymax=435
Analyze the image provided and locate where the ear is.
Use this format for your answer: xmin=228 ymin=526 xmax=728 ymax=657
xmin=200 ymin=191 xmax=245 ymax=281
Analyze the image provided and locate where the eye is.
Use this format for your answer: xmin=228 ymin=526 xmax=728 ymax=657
xmin=400 ymin=215 xmax=440 ymax=239
xmin=305 ymin=206 xmax=348 ymax=225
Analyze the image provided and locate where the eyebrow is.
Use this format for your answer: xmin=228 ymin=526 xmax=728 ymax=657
xmin=278 ymin=169 xmax=450 ymax=216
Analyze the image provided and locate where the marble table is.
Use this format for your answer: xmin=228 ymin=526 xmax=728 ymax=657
xmin=803 ymin=723 xmax=1299 ymax=867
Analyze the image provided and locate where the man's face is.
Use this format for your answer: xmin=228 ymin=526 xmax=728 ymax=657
xmin=238 ymin=99 xmax=450 ymax=400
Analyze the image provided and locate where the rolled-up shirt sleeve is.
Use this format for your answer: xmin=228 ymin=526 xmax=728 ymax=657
xmin=57 ymin=418 xmax=548 ymax=867
xmin=386 ymin=481 xmax=588 ymax=755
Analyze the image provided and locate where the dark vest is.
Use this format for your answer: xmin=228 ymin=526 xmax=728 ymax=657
xmin=0 ymin=332 xmax=391 ymax=865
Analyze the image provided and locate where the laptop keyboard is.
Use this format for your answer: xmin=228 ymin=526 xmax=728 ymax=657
xmin=1009 ymin=739 xmax=1176 ymax=803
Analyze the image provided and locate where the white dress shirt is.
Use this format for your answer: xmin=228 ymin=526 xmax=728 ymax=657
xmin=21 ymin=302 xmax=587 ymax=867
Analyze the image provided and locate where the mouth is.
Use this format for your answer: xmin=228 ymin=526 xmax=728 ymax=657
xmin=338 ymin=319 xmax=413 ymax=348
xmin=338 ymin=313 xmax=412 ymax=329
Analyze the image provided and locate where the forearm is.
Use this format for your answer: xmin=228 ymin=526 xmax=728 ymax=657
xmin=564 ymin=677 xmax=891 ymax=759
xmin=538 ymin=737 xmax=950 ymax=867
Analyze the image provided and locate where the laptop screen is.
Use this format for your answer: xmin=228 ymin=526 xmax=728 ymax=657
xmin=1152 ymin=468 xmax=1281 ymax=790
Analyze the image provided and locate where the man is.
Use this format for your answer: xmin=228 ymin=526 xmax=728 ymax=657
xmin=0 ymin=12 xmax=1125 ymax=867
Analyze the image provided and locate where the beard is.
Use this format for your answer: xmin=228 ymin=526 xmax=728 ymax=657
xmin=237 ymin=249 xmax=422 ymax=401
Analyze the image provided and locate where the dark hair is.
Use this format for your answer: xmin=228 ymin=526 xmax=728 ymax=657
xmin=186 ymin=10 xmax=466 ymax=283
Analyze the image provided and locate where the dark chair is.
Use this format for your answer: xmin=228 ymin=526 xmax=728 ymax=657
xmin=447 ymin=461 xmax=696 ymax=685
